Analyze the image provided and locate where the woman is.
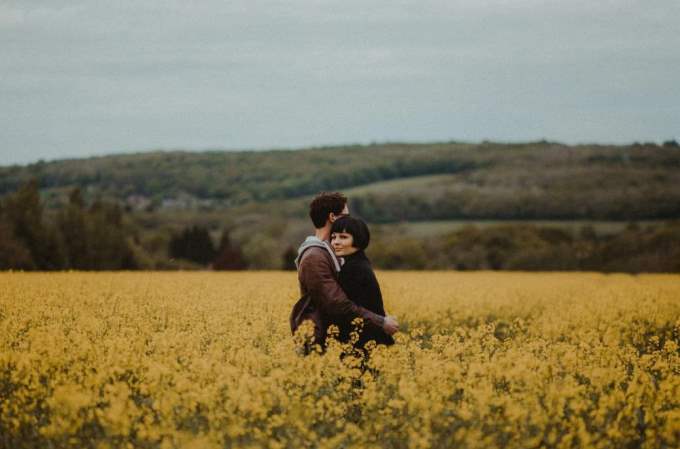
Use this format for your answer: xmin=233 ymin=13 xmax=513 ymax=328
xmin=330 ymin=216 xmax=395 ymax=350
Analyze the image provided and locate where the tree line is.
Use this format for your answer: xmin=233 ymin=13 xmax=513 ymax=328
xmin=0 ymin=180 xmax=290 ymax=271
xmin=368 ymin=222 xmax=680 ymax=272
xmin=0 ymin=181 xmax=136 ymax=270
xmin=167 ymin=225 xmax=250 ymax=270
xmin=2 ymin=178 xmax=679 ymax=273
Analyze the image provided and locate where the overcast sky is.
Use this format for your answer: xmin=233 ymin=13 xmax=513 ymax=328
xmin=1 ymin=0 xmax=678 ymax=166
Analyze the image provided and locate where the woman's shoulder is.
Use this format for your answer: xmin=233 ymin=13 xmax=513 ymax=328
xmin=342 ymin=252 xmax=372 ymax=268
xmin=340 ymin=253 xmax=372 ymax=275
xmin=344 ymin=258 xmax=378 ymax=286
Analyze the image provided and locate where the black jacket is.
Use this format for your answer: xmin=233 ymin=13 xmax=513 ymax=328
xmin=337 ymin=250 xmax=395 ymax=347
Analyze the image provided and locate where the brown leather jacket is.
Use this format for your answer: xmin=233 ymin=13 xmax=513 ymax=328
xmin=290 ymin=245 xmax=385 ymax=348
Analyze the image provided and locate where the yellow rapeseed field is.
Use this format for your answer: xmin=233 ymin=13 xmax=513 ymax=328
xmin=1 ymin=271 xmax=679 ymax=449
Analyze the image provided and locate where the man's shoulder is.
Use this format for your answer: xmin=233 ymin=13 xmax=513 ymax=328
xmin=296 ymin=236 xmax=342 ymax=273
xmin=299 ymin=246 xmax=331 ymax=265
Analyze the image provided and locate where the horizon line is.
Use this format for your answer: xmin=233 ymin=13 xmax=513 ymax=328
xmin=2 ymin=137 xmax=676 ymax=169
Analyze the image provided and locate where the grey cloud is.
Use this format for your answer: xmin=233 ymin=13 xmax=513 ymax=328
xmin=1 ymin=0 xmax=679 ymax=165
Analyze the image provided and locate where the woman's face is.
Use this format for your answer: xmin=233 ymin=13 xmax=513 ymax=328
xmin=331 ymin=231 xmax=358 ymax=256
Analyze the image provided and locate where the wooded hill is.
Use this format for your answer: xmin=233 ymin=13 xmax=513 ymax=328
xmin=2 ymin=141 xmax=680 ymax=272
xmin=2 ymin=140 xmax=680 ymax=222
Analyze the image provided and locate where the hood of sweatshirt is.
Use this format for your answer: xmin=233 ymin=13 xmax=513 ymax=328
xmin=295 ymin=236 xmax=342 ymax=272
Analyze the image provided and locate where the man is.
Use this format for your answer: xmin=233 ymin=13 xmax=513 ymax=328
xmin=290 ymin=191 xmax=399 ymax=352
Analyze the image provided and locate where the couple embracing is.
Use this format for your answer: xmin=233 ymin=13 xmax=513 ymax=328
xmin=289 ymin=192 xmax=399 ymax=355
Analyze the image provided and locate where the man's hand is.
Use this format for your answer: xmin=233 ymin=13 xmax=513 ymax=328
xmin=383 ymin=315 xmax=399 ymax=335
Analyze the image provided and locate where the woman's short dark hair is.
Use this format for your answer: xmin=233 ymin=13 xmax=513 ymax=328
xmin=331 ymin=216 xmax=370 ymax=250
xmin=309 ymin=192 xmax=347 ymax=228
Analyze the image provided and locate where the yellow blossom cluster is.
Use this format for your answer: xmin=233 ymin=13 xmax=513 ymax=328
xmin=0 ymin=271 xmax=678 ymax=449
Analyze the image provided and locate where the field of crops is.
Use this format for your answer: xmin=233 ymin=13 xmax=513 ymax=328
xmin=1 ymin=272 xmax=679 ymax=449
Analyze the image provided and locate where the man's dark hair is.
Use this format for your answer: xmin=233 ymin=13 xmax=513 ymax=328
xmin=309 ymin=192 xmax=347 ymax=228
xmin=331 ymin=216 xmax=370 ymax=250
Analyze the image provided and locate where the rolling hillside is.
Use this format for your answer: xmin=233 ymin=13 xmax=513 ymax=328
xmin=2 ymin=141 xmax=680 ymax=222
xmin=2 ymin=140 xmax=680 ymax=272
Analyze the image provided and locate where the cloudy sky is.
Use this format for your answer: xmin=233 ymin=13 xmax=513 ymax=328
xmin=1 ymin=0 xmax=679 ymax=165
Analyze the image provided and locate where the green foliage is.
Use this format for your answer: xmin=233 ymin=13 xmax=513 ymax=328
xmin=365 ymin=222 xmax=680 ymax=272
xmin=56 ymin=188 xmax=89 ymax=269
xmin=55 ymin=189 xmax=136 ymax=270
xmin=1 ymin=180 xmax=65 ymax=269
xmin=213 ymin=230 xmax=247 ymax=270
xmin=2 ymin=141 xmax=680 ymax=272
xmin=2 ymin=141 xmax=680 ymax=221
xmin=281 ymin=246 xmax=297 ymax=271
xmin=84 ymin=201 xmax=137 ymax=270
xmin=168 ymin=226 xmax=216 ymax=266
xmin=240 ymin=232 xmax=282 ymax=269
xmin=368 ymin=238 xmax=429 ymax=269
xmin=0 ymin=143 xmax=479 ymax=205
xmin=0 ymin=218 xmax=34 ymax=270
xmin=0 ymin=181 xmax=136 ymax=270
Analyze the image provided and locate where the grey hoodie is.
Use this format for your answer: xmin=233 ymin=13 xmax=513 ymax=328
xmin=294 ymin=236 xmax=342 ymax=272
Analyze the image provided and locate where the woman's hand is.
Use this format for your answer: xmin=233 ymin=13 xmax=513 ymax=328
xmin=383 ymin=315 xmax=399 ymax=335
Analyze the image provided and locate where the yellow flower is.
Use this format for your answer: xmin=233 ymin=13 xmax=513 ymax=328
xmin=0 ymin=271 xmax=678 ymax=448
